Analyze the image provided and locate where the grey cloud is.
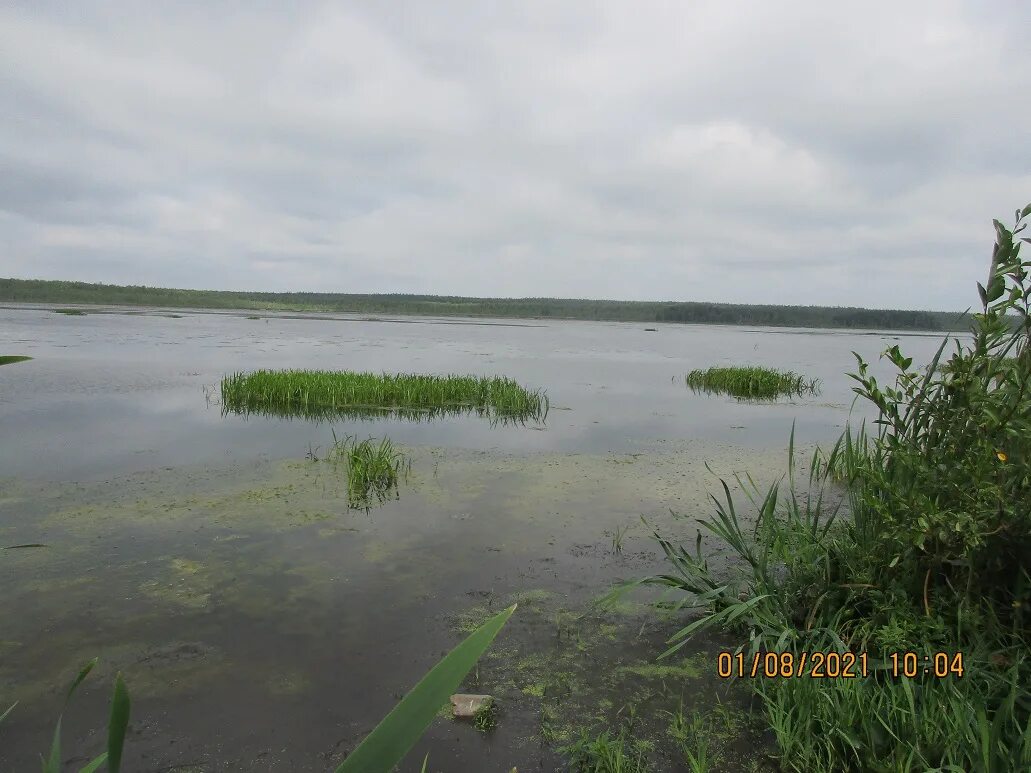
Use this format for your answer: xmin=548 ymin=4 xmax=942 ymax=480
xmin=1 ymin=1 xmax=1029 ymax=309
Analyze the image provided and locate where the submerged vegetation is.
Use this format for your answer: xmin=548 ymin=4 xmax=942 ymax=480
xmin=626 ymin=204 xmax=1031 ymax=770
xmin=1 ymin=277 xmax=971 ymax=331
xmin=325 ymin=432 xmax=410 ymax=510
xmin=685 ymin=366 xmax=819 ymax=400
xmin=0 ymin=355 xmax=32 ymax=366
xmin=1 ymin=657 xmax=130 ymax=773
xmin=220 ymin=370 xmax=549 ymax=422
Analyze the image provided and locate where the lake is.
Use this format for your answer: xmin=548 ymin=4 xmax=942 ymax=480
xmin=0 ymin=305 xmax=954 ymax=771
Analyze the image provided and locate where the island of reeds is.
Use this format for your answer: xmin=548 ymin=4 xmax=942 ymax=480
xmin=684 ymin=365 xmax=819 ymax=399
xmin=0 ymin=355 xmax=33 ymax=366
xmin=220 ymin=370 xmax=549 ymax=422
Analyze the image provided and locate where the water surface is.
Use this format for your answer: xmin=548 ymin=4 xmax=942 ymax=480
xmin=0 ymin=305 xmax=955 ymax=770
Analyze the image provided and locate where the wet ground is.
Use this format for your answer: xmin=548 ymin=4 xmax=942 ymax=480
xmin=0 ymin=305 xmax=955 ymax=770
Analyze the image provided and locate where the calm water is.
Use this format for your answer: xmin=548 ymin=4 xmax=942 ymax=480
xmin=0 ymin=305 xmax=955 ymax=771
xmin=0 ymin=304 xmax=951 ymax=480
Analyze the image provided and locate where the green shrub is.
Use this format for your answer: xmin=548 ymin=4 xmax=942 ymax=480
xmin=626 ymin=204 xmax=1031 ymax=771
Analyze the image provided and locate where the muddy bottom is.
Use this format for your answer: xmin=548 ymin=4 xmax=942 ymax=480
xmin=0 ymin=441 xmax=795 ymax=771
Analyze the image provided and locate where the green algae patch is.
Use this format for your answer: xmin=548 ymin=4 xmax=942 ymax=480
xmin=265 ymin=669 xmax=312 ymax=696
xmin=508 ymin=589 xmax=556 ymax=607
xmin=445 ymin=592 xmax=761 ymax=763
xmin=139 ymin=558 xmax=215 ymax=610
xmin=614 ymin=654 xmax=706 ymax=681
xmin=449 ymin=604 xmax=495 ymax=634
xmin=0 ymin=442 xmax=795 ymax=767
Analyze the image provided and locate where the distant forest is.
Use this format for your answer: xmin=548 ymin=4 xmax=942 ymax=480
xmin=0 ymin=277 xmax=972 ymax=331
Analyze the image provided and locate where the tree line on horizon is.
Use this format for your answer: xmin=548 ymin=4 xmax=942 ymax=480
xmin=0 ymin=277 xmax=971 ymax=331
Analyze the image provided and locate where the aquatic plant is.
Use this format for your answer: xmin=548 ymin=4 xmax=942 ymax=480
xmin=684 ymin=366 xmax=818 ymax=399
xmin=626 ymin=204 xmax=1031 ymax=771
xmin=0 ymin=658 xmax=131 ymax=773
xmin=0 ymin=355 xmax=32 ymax=366
xmin=220 ymin=370 xmax=549 ymax=422
xmin=52 ymin=308 xmax=86 ymax=315
xmin=327 ymin=432 xmax=410 ymax=510
xmin=335 ymin=605 xmax=515 ymax=772
xmin=472 ymin=697 xmax=498 ymax=733
xmin=561 ymin=728 xmax=650 ymax=773
xmin=19 ymin=608 xmax=514 ymax=773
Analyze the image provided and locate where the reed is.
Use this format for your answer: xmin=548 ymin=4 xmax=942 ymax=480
xmin=624 ymin=204 xmax=1031 ymax=771
xmin=220 ymin=370 xmax=549 ymax=422
xmin=328 ymin=432 xmax=410 ymax=510
xmin=684 ymin=366 xmax=818 ymax=399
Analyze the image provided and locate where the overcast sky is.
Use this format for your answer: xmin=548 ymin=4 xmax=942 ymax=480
xmin=2 ymin=2 xmax=1029 ymax=309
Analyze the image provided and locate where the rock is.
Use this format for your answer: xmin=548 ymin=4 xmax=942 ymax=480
xmin=450 ymin=693 xmax=492 ymax=718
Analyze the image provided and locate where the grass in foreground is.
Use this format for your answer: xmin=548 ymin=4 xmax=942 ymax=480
xmin=325 ymin=432 xmax=410 ymax=510
xmin=220 ymin=370 xmax=549 ymax=422
xmin=685 ymin=366 xmax=819 ymax=400
xmin=624 ymin=204 xmax=1031 ymax=771
xmin=0 ymin=355 xmax=32 ymax=366
xmin=562 ymin=728 xmax=650 ymax=772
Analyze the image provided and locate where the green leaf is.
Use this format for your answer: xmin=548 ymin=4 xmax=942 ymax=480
xmin=65 ymin=658 xmax=99 ymax=705
xmin=987 ymin=277 xmax=1006 ymax=302
xmin=1020 ymin=203 xmax=1031 ymax=219
xmin=41 ymin=658 xmax=100 ymax=773
xmin=43 ymin=715 xmax=62 ymax=773
xmin=335 ymin=604 xmax=516 ymax=773
xmin=107 ymin=673 xmax=131 ymax=773
xmin=0 ymin=701 xmax=16 ymax=725
xmin=78 ymin=753 xmax=108 ymax=773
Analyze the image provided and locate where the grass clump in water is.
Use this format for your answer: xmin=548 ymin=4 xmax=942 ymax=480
xmin=52 ymin=308 xmax=87 ymax=315
xmin=0 ymin=355 xmax=32 ymax=366
xmin=327 ymin=432 xmax=410 ymax=510
xmin=220 ymin=370 xmax=549 ymax=422
xmin=473 ymin=697 xmax=498 ymax=733
xmin=561 ymin=728 xmax=650 ymax=773
xmin=685 ymin=366 xmax=818 ymax=399
xmin=626 ymin=205 xmax=1031 ymax=771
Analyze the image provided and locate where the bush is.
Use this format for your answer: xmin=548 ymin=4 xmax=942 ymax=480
xmin=628 ymin=204 xmax=1031 ymax=771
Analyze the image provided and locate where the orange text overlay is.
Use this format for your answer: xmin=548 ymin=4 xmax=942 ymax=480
xmin=717 ymin=651 xmax=965 ymax=679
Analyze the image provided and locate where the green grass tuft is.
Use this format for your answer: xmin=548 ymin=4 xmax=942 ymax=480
xmin=472 ymin=697 xmax=498 ymax=733
xmin=0 ymin=355 xmax=32 ymax=366
xmin=561 ymin=728 xmax=650 ymax=773
xmin=326 ymin=432 xmax=410 ymax=510
xmin=685 ymin=366 xmax=819 ymax=399
xmin=220 ymin=370 xmax=549 ymax=422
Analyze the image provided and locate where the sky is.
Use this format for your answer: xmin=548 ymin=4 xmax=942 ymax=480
xmin=2 ymin=2 xmax=1029 ymax=310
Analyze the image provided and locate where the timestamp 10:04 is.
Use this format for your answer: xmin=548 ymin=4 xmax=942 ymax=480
xmin=716 ymin=651 xmax=965 ymax=679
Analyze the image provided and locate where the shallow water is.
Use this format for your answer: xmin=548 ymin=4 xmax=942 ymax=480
xmin=0 ymin=305 xmax=956 ymax=770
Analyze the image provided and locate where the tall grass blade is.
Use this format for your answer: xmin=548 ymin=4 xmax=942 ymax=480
xmin=43 ymin=716 xmax=62 ymax=773
xmin=107 ymin=673 xmax=130 ymax=773
xmin=335 ymin=604 xmax=517 ymax=773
